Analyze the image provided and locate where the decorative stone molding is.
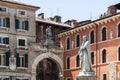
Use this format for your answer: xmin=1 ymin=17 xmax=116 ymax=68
xmin=30 ymin=43 xmax=64 ymax=54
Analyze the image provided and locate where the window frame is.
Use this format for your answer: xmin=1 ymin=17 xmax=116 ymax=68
xmin=91 ymin=52 xmax=94 ymax=65
xmin=102 ymin=73 xmax=107 ymax=80
xmin=76 ymin=55 xmax=80 ymax=67
xmin=66 ymin=56 xmax=70 ymax=69
xmin=90 ymin=30 xmax=95 ymax=44
xmin=0 ymin=6 xmax=8 ymax=13
xmin=101 ymin=49 xmax=107 ymax=63
xmin=17 ymin=37 xmax=27 ymax=49
xmin=66 ymin=37 xmax=70 ymax=50
xmin=101 ymin=27 xmax=107 ymax=41
xmin=75 ymin=34 xmax=80 ymax=47
xmin=17 ymin=9 xmax=27 ymax=17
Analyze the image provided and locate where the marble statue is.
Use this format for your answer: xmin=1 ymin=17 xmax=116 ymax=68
xmin=77 ymin=35 xmax=96 ymax=80
xmin=79 ymin=35 xmax=93 ymax=72
xmin=44 ymin=26 xmax=54 ymax=46
xmin=46 ymin=26 xmax=52 ymax=40
xmin=9 ymin=55 xmax=16 ymax=71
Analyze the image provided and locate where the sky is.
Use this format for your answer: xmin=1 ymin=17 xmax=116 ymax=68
xmin=19 ymin=0 xmax=120 ymax=22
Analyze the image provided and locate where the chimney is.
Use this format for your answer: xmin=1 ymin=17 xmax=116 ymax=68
xmin=38 ymin=13 xmax=44 ymax=19
xmin=54 ymin=16 xmax=61 ymax=23
xmin=107 ymin=5 xmax=117 ymax=15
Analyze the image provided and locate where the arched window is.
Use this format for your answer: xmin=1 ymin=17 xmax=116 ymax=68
xmin=90 ymin=30 xmax=94 ymax=44
xmin=66 ymin=37 xmax=70 ymax=50
xmin=66 ymin=57 xmax=70 ymax=69
xmin=102 ymin=49 xmax=107 ymax=63
xmin=91 ymin=52 xmax=94 ymax=65
xmin=76 ymin=55 xmax=80 ymax=67
xmin=102 ymin=27 xmax=106 ymax=41
xmin=76 ymin=35 xmax=80 ymax=47
xmin=118 ymin=24 xmax=120 ymax=37
xmin=118 ymin=47 xmax=120 ymax=61
xmin=103 ymin=74 xmax=107 ymax=80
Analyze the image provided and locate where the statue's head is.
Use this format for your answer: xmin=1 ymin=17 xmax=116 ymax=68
xmin=83 ymin=35 xmax=88 ymax=42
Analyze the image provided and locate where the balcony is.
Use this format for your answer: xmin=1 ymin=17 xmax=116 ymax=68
xmin=15 ymin=14 xmax=29 ymax=19
xmin=16 ymin=46 xmax=28 ymax=54
xmin=0 ymin=44 xmax=9 ymax=52
xmin=0 ymin=11 xmax=9 ymax=17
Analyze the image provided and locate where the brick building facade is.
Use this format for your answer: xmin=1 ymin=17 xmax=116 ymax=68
xmin=59 ymin=3 xmax=120 ymax=80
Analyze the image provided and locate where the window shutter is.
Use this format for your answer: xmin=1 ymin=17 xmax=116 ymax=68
xmin=16 ymin=53 xmax=20 ymax=67
xmin=6 ymin=18 xmax=10 ymax=28
xmin=15 ymin=19 xmax=19 ymax=29
xmin=25 ymin=21 xmax=29 ymax=30
xmin=24 ymin=54 xmax=28 ymax=67
xmin=5 ymin=52 xmax=10 ymax=66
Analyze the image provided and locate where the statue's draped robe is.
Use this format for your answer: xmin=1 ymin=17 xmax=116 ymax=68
xmin=80 ymin=41 xmax=92 ymax=72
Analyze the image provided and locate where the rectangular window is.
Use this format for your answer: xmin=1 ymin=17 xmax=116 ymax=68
xmin=17 ymin=53 xmax=28 ymax=68
xmin=0 ymin=37 xmax=9 ymax=44
xmin=17 ymin=9 xmax=27 ymax=16
xmin=0 ymin=6 xmax=7 ymax=12
xmin=15 ymin=19 xmax=29 ymax=30
xmin=0 ymin=18 xmax=10 ymax=28
xmin=19 ymin=39 xmax=25 ymax=46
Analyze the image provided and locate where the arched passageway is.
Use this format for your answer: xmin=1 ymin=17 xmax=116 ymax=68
xmin=36 ymin=58 xmax=60 ymax=80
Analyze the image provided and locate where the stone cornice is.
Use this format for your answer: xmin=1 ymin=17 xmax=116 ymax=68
xmin=58 ymin=14 xmax=120 ymax=37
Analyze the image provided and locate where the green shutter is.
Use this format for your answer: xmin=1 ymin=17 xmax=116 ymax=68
xmin=15 ymin=19 xmax=19 ymax=29
xmin=5 ymin=52 xmax=10 ymax=66
xmin=6 ymin=18 xmax=10 ymax=28
xmin=16 ymin=53 xmax=20 ymax=67
xmin=24 ymin=54 xmax=28 ymax=67
xmin=25 ymin=21 xmax=29 ymax=30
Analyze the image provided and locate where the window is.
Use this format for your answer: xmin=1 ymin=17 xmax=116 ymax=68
xmin=102 ymin=27 xmax=106 ymax=41
xmin=102 ymin=49 xmax=107 ymax=63
xmin=66 ymin=57 xmax=70 ymax=69
xmin=118 ymin=47 xmax=120 ymax=61
xmin=118 ymin=24 xmax=120 ymax=37
xmin=91 ymin=52 xmax=94 ymax=65
xmin=76 ymin=55 xmax=80 ymax=67
xmin=17 ymin=9 xmax=27 ymax=16
xmin=90 ymin=30 xmax=94 ymax=44
xmin=19 ymin=39 xmax=25 ymax=46
xmin=76 ymin=35 xmax=80 ymax=47
xmin=0 ymin=6 xmax=7 ymax=13
xmin=0 ymin=52 xmax=10 ymax=66
xmin=66 ymin=78 xmax=71 ymax=80
xmin=16 ymin=53 xmax=28 ymax=68
xmin=103 ymin=74 xmax=107 ymax=80
xmin=0 ymin=17 xmax=10 ymax=28
xmin=66 ymin=37 xmax=70 ymax=50
xmin=15 ymin=19 xmax=29 ymax=30
xmin=0 ymin=37 xmax=9 ymax=45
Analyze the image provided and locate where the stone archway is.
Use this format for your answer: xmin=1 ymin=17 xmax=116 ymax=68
xmin=31 ymin=52 xmax=63 ymax=80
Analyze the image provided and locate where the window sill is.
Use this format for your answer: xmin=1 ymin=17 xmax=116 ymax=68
xmin=16 ymin=46 xmax=28 ymax=53
xmin=17 ymin=67 xmax=28 ymax=69
xmin=0 ymin=65 xmax=8 ymax=68
xmin=0 ymin=12 xmax=9 ymax=16
xmin=15 ymin=14 xmax=29 ymax=19
xmin=0 ymin=27 xmax=9 ymax=31
xmin=0 ymin=44 xmax=9 ymax=51
xmin=17 ymin=29 xmax=27 ymax=33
